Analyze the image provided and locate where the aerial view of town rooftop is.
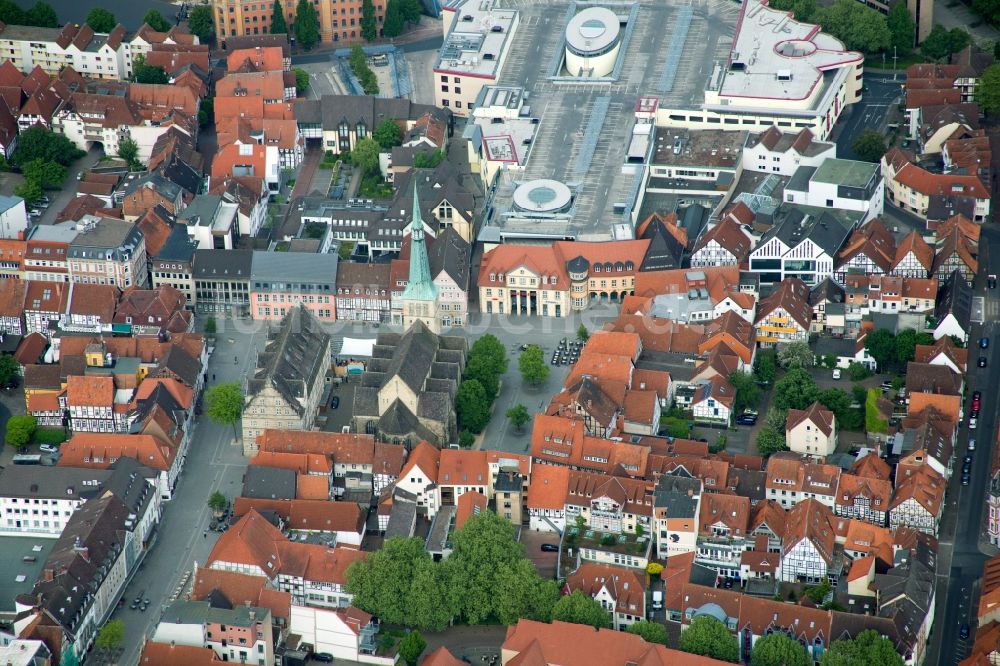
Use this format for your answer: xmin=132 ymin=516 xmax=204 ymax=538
xmin=0 ymin=0 xmax=997 ymax=662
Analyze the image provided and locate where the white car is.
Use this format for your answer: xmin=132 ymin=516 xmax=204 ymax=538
xmin=832 ymin=369 xmax=841 ymax=380
xmin=39 ymin=444 xmax=59 ymax=454
xmin=970 ymin=417 xmax=978 ymax=430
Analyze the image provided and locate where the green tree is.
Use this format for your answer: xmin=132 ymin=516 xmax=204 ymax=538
xmin=204 ymin=382 xmax=244 ymax=440
xmin=382 ymin=0 xmax=405 ymax=36
xmin=133 ymin=61 xmax=169 ymax=85
xmin=5 ymin=415 xmax=37 ymax=450
xmin=399 ymin=631 xmax=427 ymax=666
xmin=973 ymin=0 xmax=1000 ymax=25
xmin=441 ymin=511 xmax=552 ymax=624
xmin=465 ymin=355 xmax=500 ymax=402
xmin=948 ymin=28 xmax=971 ymax=54
xmin=198 ymin=97 xmax=214 ymax=127
xmin=116 ymin=137 xmax=141 ymax=170
xmin=187 ymin=5 xmax=215 ymax=41
xmin=0 ymin=0 xmax=25 ymax=24
xmin=294 ymin=0 xmax=321 ymax=50
xmin=361 ymin=0 xmax=378 ymax=40
xmin=412 ymin=149 xmax=444 ymax=168
xmin=143 ymin=9 xmax=171 ymax=31
xmin=821 ymin=353 xmax=837 ymax=369
xmin=778 ymin=341 xmax=814 ymax=369
xmin=458 ymin=430 xmax=474 ymax=448
xmin=14 ymin=179 xmax=43 ymax=206
xmin=518 ymin=345 xmax=549 ymax=386
xmin=577 ymin=324 xmax=590 ymax=342
xmin=13 ymin=126 xmax=84 ymax=166
xmin=679 ymin=616 xmax=739 ymax=663
xmin=818 ymin=0 xmax=890 ymax=53
xmin=0 ymin=354 xmax=21 ymax=388
xmin=886 ymin=1 xmax=915 ymax=54
xmin=292 ymin=67 xmax=310 ymax=95
xmin=729 ymin=371 xmax=761 ymax=415
xmin=751 ymin=633 xmax=810 ymax=666
xmin=920 ymin=24 xmax=952 ymax=59
xmin=820 ymin=387 xmax=863 ymax=430
xmin=351 ymin=137 xmax=381 ymax=174
xmin=864 ymin=328 xmax=896 ymax=371
xmin=893 ymin=328 xmax=932 ymax=367
xmin=847 ymin=362 xmax=871 ymax=381
xmin=405 ymin=558 xmax=452 ymax=631
xmin=820 ymin=630 xmax=904 ymax=666
xmin=400 ymin=0 xmax=422 ymax=23
xmin=852 ymin=129 xmax=887 ymax=163
xmin=754 ymin=348 xmax=778 ymax=383
xmin=271 ymin=0 xmax=288 ymax=34
xmin=373 ymin=118 xmax=403 ymax=150
xmin=627 ymin=620 xmax=669 ymax=645
xmin=95 ymin=620 xmax=125 ymax=652
xmin=773 ymin=367 xmax=819 ymax=411
xmin=456 ymin=379 xmax=490 ymax=433
xmin=506 ymin=404 xmax=530 ymax=431
xmin=21 ymin=158 xmax=66 ymax=189
xmin=85 ymin=7 xmax=116 ymax=32
xmin=207 ymin=491 xmax=227 ymax=514
xmin=26 ymin=1 xmax=58 ymax=27
xmin=493 ymin=558 xmax=560 ymax=624
xmin=806 ymin=578 xmax=832 ymax=603
xmin=977 ymin=64 xmax=1000 ymax=116
xmin=469 ymin=334 xmax=508 ymax=376
xmin=755 ymin=425 xmax=788 ymax=458
xmin=551 ymin=590 xmax=611 ymax=629
xmin=204 ymin=315 xmax=218 ymax=338
xmin=769 ymin=0 xmax=818 ymax=21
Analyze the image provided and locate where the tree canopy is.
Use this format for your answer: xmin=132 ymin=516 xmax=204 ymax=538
xmin=133 ymin=60 xmax=169 ymax=85
xmin=361 ymin=0 xmax=378 ymax=40
xmin=205 ymin=382 xmax=244 ymax=439
xmin=777 ymin=341 xmax=815 ymax=369
xmin=977 ymin=64 xmax=1000 ymax=116
xmin=626 ymin=620 xmax=668 ymax=645
xmin=456 ymin=379 xmax=490 ymax=433
xmin=817 ymin=0 xmax=890 ymax=52
xmin=351 ymin=137 xmax=381 ymax=174
xmin=773 ymin=367 xmax=819 ymax=411
xmin=21 ymin=158 xmax=66 ymax=189
xmin=852 ymin=129 xmax=887 ymax=163
xmin=886 ymin=1 xmax=915 ymax=54
xmin=551 ymin=590 xmax=611 ymax=629
xmin=294 ymin=0 xmax=321 ymax=50
xmin=207 ymin=491 xmax=227 ymax=514
xmin=679 ymin=616 xmax=740 ymax=663
xmin=187 ymin=5 xmax=215 ymax=41
xmin=95 ymin=620 xmax=125 ymax=652
xmin=920 ymin=24 xmax=971 ymax=60
xmin=373 ymin=119 xmax=404 ymax=150
xmin=0 ymin=354 xmax=21 ymax=388
xmin=143 ymin=9 xmax=171 ymax=32
xmin=518 ymin=345 xmax=549 ymax=385
xmin=399 ymin=631 xmax=427 ymax=666
xmin=13 ymin=126 xmax=85 ymax=166
xmin=751 ymin=633 xmax=810 ymax=666
xmin=271 ymin=0 xmax=288 ymax=34
xmin=85 ymin=7 xmax=116 ymax=32
xmin=293 ymin=68 xmax=310 ymax=95
xmin=819 ymin=630 xmax=904 ymax=666
xmin=382 ymin=0 xmax=405 ymax=36
xmin=506 ymin=404 xmax=530 ymax=431
xmin=754 ymin=348 xmax=778 ymax=383
xmin=863 ymin=328 xmax=896 ymax=371
xmin=5 ymin=415 xmax=37 ymax=450
xmin=755 ymin=425 xmax=788 ymax=458
xmin=729 ymin=371 xmax=761 ymax=415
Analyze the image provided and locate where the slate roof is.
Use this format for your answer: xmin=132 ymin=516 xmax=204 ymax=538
xmin=935 ymin=269 xmax=972 ymax=329
xmin=246 ymin=306 xmax=330 ymax=416
xmin=759 ymin=206 xmax=854 ymax=256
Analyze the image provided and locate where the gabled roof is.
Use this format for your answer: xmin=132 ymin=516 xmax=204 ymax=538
xmin=692 ymin=216 xmax=752 ymax=261
xmin=836 ymin=218 xmax=896 ymax=273
xmin=893 ymin=230 xmax=935 ymax=273
xmin=783 ymin=499 xmax=836 ymax=565
xmin=755 ymin=277 xmax=811 ymax=330
xmin=786 ymin=401 xmax=835 ymax=437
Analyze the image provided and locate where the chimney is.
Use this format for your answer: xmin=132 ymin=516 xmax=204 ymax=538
xmin=42 ymin=568 xmax=54 ymax=582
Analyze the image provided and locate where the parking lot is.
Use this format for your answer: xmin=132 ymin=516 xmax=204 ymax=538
xmin=520 ymin=529 xmax=560 ymax=580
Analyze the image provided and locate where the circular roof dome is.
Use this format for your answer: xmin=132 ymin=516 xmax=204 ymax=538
xmin=565 ymin=7 xmax=620 ymax=55
xmin=512 ymin=179 xmax=573 ymax=214
xmin=694 ymin=603 xmax=728 ymax=624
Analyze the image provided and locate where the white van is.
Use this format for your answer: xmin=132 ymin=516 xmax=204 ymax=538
xmin=651 ymin=590 xmax=663 ymax=610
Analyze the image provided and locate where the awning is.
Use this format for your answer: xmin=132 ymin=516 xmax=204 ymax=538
xmin=339 ymin=337 xmax=376 ymax=357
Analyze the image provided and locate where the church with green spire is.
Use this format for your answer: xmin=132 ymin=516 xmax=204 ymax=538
xmin=401 ymin=182 xmax=442 ymax=333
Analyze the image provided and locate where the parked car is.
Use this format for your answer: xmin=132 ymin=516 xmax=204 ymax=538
xmin=961 ymin=624 xmax=971 ymax=639
xmin=313 ymin=654 xmax=335 ymax=663
xmin=39 ymin=444 xmax=58 ymax=454
xmin=540 ymin=543 xmax=559 ymax=552
xmin=962 ymin=474 xmax=971 ymax=486
xmin=980 ymin=337 xmax=990 ymax=349
xmin=979 ymin=356 xmax=988 ymax=368
xmin=832 ymin=368 xmax=841 ymax=380
xmin=880 ymin=380 xmax=893 ymax=391
xmin=330 ymin=396 xmax=340 ymax=409
xmin=736 ymin=415 xmax=758 ymax=425
xmin=969 ymin=438 xmax=976 ymax=451
xmin=970 ymin=416 xmax=978 ymax=430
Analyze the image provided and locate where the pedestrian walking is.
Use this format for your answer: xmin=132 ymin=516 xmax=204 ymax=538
xmin=212 ymin=374 xmax=216 ymax=381
xmin=235 ymin=356 xmax=238 ymax=364
xmin=203 ymin=531 xmax=207 ymax=538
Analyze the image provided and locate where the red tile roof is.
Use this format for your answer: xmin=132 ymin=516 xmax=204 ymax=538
xmin=191 ymin=567 xmax=290 ymax=622
xmin=786 ymin=401 xmax=835 ymax=437
xmin=65 ymin=375 xmax=114 ymax=407
xmin=58 ymin=433 xmax=176 ymax=472
xmin=140 ymin=642 xmax=222 ymax=666
xmin=455 ymin=491 xmax=488 ymax=529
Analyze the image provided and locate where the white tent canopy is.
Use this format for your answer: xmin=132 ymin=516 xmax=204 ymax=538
xmin=339 ymin=337 xmax=376 ymax=357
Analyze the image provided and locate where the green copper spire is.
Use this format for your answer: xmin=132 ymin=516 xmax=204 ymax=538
xmin=402 ymin=181 xmax=438 ymax=302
